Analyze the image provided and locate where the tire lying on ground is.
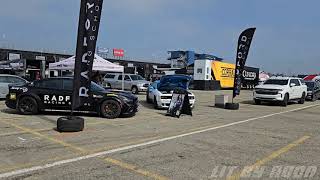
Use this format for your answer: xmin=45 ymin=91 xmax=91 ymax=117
xmin=57 ymin=116 xmax=84 ymax=132
xmin=225 ymin=103 xmax=240 ymax=110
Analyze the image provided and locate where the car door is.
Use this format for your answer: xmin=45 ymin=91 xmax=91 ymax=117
xmin=288 ymin=79 xmax=297 ymax=99
xmin=115 ymin=75 xmax=122 ymax=89
xmin=124 ymin=75 xmax=132 ymax=90
xmin=34 ymin=79 xmax=68 ymax=109
xmin=290 ymin=79 xmax=301 ymax=99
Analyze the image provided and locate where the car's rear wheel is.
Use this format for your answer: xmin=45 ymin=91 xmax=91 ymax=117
xmin=18 ymin=96 xmax=38 ymax=115
xmin=311 ymin=94 xmax=317 ymax=102
xmin=298 ymin=92 xmax=306 ymax=104
xmin=281 ymin=94 xmax=289 ymax=107
xmin=100 ymin=100 xmax=122 ymax=119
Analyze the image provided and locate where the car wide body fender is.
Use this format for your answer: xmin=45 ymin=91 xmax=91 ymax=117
xmin=16 ymin=92 xmax=44 ymax=110
xmin=95 ymin=96 xmax=124 ymax=115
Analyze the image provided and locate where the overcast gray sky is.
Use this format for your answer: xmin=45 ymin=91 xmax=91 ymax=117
xmin=0 ymin=0 xmax=319 ymax=74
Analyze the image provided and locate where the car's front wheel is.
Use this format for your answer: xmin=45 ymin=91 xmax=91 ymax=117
xmin=153 ymin=96 xmax=159 ymax=109
xmin=281 ymin=94 xmax=289 ymax=107
xmin=17 ymin=96 xmax=39 ymax=115
xmin=100 ymin=99 xmax=122 ymax=119
xmin=298 ymin=92 xmax=306 ymax=104
xmin=131 ymin=86 xmax=138 ymax=94
xmin=254 ymin=99 xmax=261 ymax=105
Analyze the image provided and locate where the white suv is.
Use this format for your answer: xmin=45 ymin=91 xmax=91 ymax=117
xmin=253 ymin=77 xmax=307 ymax=106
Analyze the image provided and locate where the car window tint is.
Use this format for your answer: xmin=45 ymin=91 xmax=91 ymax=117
xmin=63 ymin=79 xmax=73 ymax=91
xmin=8 ymin=77 xmax=25 ymax=84
xmin=118 ymin=75 xmax=122 ymax=80
xmin=124 ymin=75 xmax=131 ymax=81
xmin=0 ymin=76 xmax=9 ymax=83
xmin=35 ymin=79 xmax=63 ymax=89
xmin=292 ymin=79 xmax=300 ymax=86
xmin=105 ymin=74 xmax=115 ymax=79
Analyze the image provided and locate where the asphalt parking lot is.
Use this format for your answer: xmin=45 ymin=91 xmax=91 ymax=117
xmin=0 ymin=90 xmax=319 ymax=180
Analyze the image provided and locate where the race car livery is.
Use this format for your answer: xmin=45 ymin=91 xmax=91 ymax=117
xmin=5 ymin=77 xmax=138 ymax=119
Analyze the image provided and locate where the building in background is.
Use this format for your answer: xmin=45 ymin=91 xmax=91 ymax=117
xmin=0 ymin=48 xmax=169 ymax=81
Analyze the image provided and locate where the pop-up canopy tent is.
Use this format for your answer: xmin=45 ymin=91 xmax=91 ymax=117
xmin=304 ymin=75 xmax=320 ymax=83
xmin=49 ymin=54 xmax=125 ymax=89
xmin=49 ymin=54 xmax=123 ymax=72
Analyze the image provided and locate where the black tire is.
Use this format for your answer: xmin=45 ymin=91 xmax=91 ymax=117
xmin=254 ymin=99 xmax=261 ymax=105
xmin=17 ymin=96 xmax=39 ymax=115
xmin=281 ymin=94 xmax=289 ymax=107
xmin=100 ymin=99 xmax=122 ymax=119
xmin=153 ymin=96 xmax=159 ymax=109
xmin=131 ymin=86 xmax=138 ymax=94
xmin=146 ymin=92 xmax=152 ymax=103
xmin=57 ymin=116 xmax=84 ymax=132
xmin=298 ymin=92 xmax=306 ymax=104
xmin=311 ymin=95 xmax=317 ymax=102
xmin=225 ymin=103 xmax=239 ymax=110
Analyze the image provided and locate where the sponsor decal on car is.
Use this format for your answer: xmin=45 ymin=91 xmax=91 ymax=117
xmin=10 ymin=87 xmax=28 ymax=93
xmin=43 ymin=95 xmax=71 ymax=105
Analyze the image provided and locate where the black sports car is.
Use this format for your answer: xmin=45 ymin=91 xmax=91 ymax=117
xmin=5 ymin=77 xmax=138 ymax=119
xmin=305 ymin=81 xmax=320 ymax=101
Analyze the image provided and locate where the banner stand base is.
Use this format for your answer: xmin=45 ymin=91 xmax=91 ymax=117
xmin=225 ymin=103 xmax=240 ymax=110
xmin=56 ymin=116 xmax=84 ymax=132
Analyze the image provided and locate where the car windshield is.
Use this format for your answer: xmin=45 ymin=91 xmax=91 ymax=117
xmin=305 ymin=82 xmax=314 ymax=91
xmin=264 ymin=79 xmax=288 ymax=85
xmin=158 ymin=76 xmax=190 ymax=91
xmin=130 ymin=75 xmax=144 ymax=81
xmin=91 ymin=81 xmax=105 ymax=92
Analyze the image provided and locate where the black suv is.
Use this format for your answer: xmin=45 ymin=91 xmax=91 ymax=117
xmin=305 ymin=81 xmax=320 ymax=101
xmin=5 ymin=77 xmax=138 ymax=119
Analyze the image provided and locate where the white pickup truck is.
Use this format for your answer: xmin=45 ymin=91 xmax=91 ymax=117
xmin=253 ymin=77 xmax=307 ymax=106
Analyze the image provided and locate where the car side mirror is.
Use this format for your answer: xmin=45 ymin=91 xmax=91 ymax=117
xmin=290 ymin=83 xmax=296 ymax=87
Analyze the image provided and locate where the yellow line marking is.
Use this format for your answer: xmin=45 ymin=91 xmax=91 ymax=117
xmin=104 ymin=157 xmax=169 ymax=180
xmin=0 ymin=120 xmax=168 ymax=180
xmin=0 ymin=120 xmax=86 ymax=154
xmin=0 ymin=128 xmax=52 ymax=137
xmin=226 ymin=135 xmax=311 ymax=180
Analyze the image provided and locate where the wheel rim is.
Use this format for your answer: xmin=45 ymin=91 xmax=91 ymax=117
xmin=20 ymin=99 xmax=34 ymax=113
xmin=104 ymin=102 xmax=119 ymax=117
xmin=132 ymin=87 xmax=137 ymax=94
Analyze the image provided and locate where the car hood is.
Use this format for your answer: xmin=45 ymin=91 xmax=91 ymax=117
xmin=95 ymin=89 xmax=137 ymax=100
xmin=158 ymin=76 xmax=191 ymax=91
xmin=133 ymin=80 xmax=149 ymax=84
xmin=255 ymin=84 xmax=286 ymax=90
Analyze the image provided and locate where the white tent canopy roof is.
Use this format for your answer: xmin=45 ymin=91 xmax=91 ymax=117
xmin=49 ymin=54 xmax=124 ymax=72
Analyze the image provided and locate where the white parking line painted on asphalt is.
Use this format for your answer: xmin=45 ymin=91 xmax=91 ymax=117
xmin=0 ymin=104 xmax=319 ymax=179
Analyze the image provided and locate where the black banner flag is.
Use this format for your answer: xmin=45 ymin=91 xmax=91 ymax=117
xmin=233 ymin=28 xmax=256 ymax=98
xmin=72 ymin=0 xmax=104 ymax=110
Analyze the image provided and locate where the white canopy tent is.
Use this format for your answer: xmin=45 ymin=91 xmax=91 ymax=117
xmin=49 ymin=54 xmax=125 ymax=89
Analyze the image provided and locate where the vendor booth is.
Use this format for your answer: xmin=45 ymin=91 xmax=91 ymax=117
xmin=49 ymin=54 xmax=125 ymax=89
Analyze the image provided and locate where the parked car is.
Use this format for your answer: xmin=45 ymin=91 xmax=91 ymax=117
xmin=5 ymin=77 xmax=138 ymax=119
xmin=305 ymin=81 xmax=320 ymax=101
xmin=0 ymin=74 xmax=28 ymax=99
xmin=253 ymin=77 xmax=307 ymax=106
xmin=103 ymin=73 xmax=150 ymax=94
xmin=146 ymin=75 xmax=195 ymax=109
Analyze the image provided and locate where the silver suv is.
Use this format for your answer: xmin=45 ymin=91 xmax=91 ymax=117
xmin=103 ymin=73 xmax=150 ymax=94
